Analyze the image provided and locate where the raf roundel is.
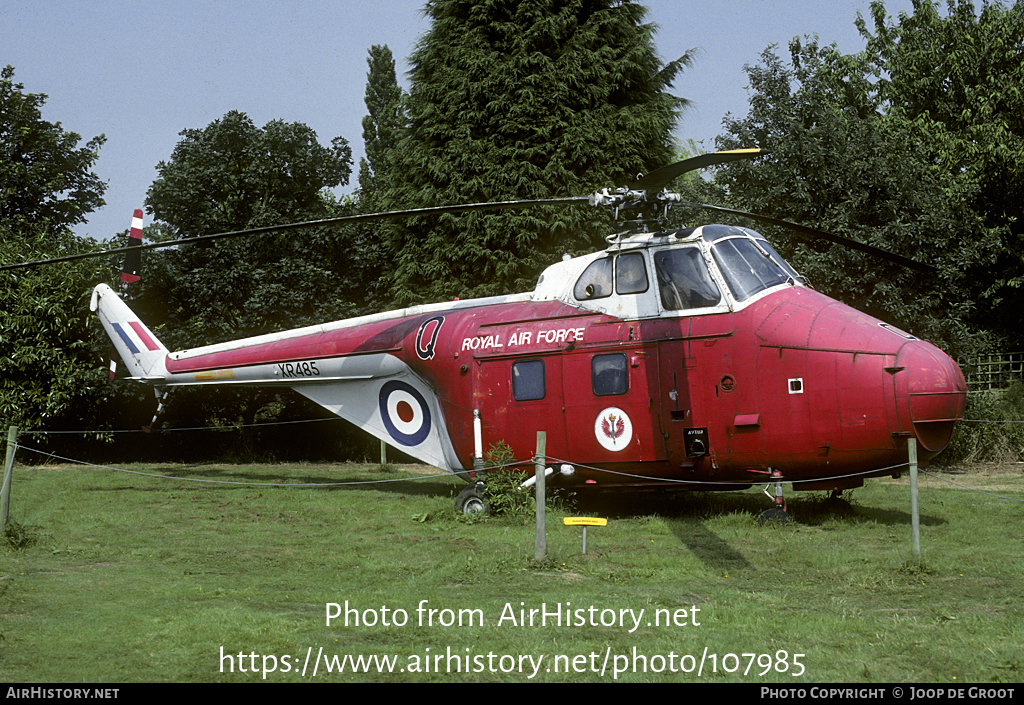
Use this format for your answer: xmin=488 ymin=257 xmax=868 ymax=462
xmin=379 ymin=380 xmax=432 ymax=447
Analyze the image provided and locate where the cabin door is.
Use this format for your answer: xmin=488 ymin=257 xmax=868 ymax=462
xmin=472 ymin=354 xmax=568 ymax=465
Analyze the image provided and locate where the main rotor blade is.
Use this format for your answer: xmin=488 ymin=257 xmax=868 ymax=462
xmin=630 ymin=148 xmax=762 ymax=193
xmin=0 ymin=197 xmax=590 ymax=273
xmin=683 ymin=202 xmax=936 ymax=273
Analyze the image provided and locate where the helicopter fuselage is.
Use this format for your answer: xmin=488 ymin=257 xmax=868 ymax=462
xmin=95 ymin=224 xmax=965 ymax=492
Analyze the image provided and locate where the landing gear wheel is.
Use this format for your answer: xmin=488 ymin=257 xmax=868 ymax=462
xmin=759 ymin=470 xmax=793 ymax=525
xmin=455 ymin=483 xmax=489 ymax=515
xmin=757 ymin=507 xmax=794 ymax=525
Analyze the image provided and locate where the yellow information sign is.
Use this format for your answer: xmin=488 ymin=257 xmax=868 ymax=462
xmin=564 ymin=517 xmax=606 ymax=554
xmin=563 ymin=517 xmax=607 ymax=527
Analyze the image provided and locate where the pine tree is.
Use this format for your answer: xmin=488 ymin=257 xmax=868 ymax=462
xmin=384 ymin=0 xmax=694 ymax=304
xmin=358 ymin=45 xmax=406 ymax=211
xmin=348 ymin=46 xmax=407 ymax=314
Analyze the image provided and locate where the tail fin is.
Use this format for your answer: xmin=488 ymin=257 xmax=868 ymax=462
xmin=90 ymin=283 xmax=168 ymax=380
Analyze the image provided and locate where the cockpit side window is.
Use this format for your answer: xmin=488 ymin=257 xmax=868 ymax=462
xmin=654 ymin=248 xmax=722 ymax=310
xmin=615 ymin=252 xmax=649 ymax=295
xmin=711 ymin=238 xmax=791 ymax=302
xmin=574 ymin=257 xmax=613 ymax=300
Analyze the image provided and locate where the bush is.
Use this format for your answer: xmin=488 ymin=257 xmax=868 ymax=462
xmin=941 ymin=382 xmax=1024 ymax=464
xmin=480 ymin=441 xmax=534 ymax=520
xmin=3 ymin=519 xmax=38 ymax=551
xmin=483 ymin=469 xmax=535 ymax=520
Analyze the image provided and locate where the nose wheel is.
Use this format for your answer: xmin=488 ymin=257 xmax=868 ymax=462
xmin=758 ymin=469 xmax=793 ymax=525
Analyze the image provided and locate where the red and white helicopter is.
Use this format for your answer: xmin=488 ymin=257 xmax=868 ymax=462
xmin=5 ymin=149 xmax=966 ymax=519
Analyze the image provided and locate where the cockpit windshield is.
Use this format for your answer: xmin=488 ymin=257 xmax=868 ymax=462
xmin=563 ymin=225 xmax=804 ymax=316
xmin=711 ymin=236 xmax=800 ymax=302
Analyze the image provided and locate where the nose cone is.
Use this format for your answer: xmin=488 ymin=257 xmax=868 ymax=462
xmin=895 ymin=340 xmax=967 ymax=455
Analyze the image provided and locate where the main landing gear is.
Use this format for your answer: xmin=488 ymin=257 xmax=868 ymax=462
xmin=455 ymin=482 xmax=489 ymax=515
xmin=757 ymin=469 xmax=793 ymax=525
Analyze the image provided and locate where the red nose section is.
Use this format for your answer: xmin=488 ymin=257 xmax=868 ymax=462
xmin=895 ymin=341 xmax=967 ymax=454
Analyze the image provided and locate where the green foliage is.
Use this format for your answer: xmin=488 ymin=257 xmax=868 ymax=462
xmin=482 ymin=439 xmax=517 ymax=470
xmin=0 ymin=247 xmax=112 ymax=430
xmin=0 ymin=66 xmax=115 ymax=432
xmin=351 ymin=46 xmax=408 ymax=313
xmin=144 ymin=110 xmax=355 ymax=343
xmin=858 ymin=0 xmax=1024 ymax=344
xmin=384 ymin=0 xmax=695 ymax=305
xmin=480 ymin=440 xmax=576 ymax=519
xmin=0 ymin=66 xmax=107 ymax=231
xmin=481 ymin=441 xmax=533 ymax=520
xmin=358 ymin=45 xmax=407 ymax=211
xmin=483 ymin=470 xmax=534 ymax=520
xmin=134 ymin=111 xmax=358 ymax=443
xmin=943 ymin=382 xmax=1024 ymax=465
xmin=2 ymin=518 xmax=38 ymax=551
xmin=714 ymin=39 xmax=969 ymax=353
xmin=713 ymin=1 xmax=1024 ymax=356
xmin=147 ymin=111 xmax=351 ymax=241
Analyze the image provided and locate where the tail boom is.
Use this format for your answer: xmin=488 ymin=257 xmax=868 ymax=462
xmin=91 ymin=284 xmax=168 ymax=380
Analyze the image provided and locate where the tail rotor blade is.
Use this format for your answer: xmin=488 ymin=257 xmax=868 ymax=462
xmin=120 ymin=209 xmax=144 ymax=293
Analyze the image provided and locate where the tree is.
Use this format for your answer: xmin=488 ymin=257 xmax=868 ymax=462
xmin=0 ymin=66 xmax=107 ymax=234
xmin=145 ymin=110 xmax=353 ymax=345
xmin=383 ymin=0 xmax=695 ymax=304
xmin=712 ymin=1 xmax=1024 ymax=355
xmin=347 ymin=45 xmax=409 ymax=314
xmin=0 ymin=66 xmax=113 ymax=433
xmin=141 ymin=111 xmax=354 ymax=448
xmin=358 ymin=45 xmax=407 ymax=210
xmin=712 ymin=40 xmax=956 ymax=333
xmin=857 ymin=0 xmax=1024 ymax=345
xmin=0 ymin=234 xmax=116 ymax=434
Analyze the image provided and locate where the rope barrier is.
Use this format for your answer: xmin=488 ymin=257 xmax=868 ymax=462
xmin=25 ymin=416 xmax=342 ymax=435
xmin=7 ymin=424 xmax=1021 ymax=502
xmin=11 ymin=443 xmax=538 ymax=489
xmin=541 ymin=454 xmax=912 ymax=487
xmin=14 ymin=443 xmax=454 ymax=488
xmin=919 ymin=468 xmax=1024 ymax=503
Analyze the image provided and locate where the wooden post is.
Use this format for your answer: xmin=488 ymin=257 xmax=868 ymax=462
xmin=909 ymin=438 xmax=921 ymax=559
xmin=380 ymin=439 xmax=387 ymax=466
xmin=2 ymin=426 xmax=18 ymax=527
xmin=534 ymin=431 xmax=546 ymax=561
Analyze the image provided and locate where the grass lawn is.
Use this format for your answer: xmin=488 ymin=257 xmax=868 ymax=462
xmin=2 ymin=459 xmax=1022 ymax=682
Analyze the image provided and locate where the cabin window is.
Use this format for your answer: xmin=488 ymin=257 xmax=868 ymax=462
xmin=512 ymin=359 xmax=546 ymax=401
xmin=615 ymin=252 xmax=649 ymax=295
xmin=592 ymin=353 xmax=628 ymax=396
xmin=711 ymin=237 xmax=791 ymax=302
xmin=574 ymin=257 xmax=613 ymax=300
xmin=653 ymin=248 xmax=722 ymax=310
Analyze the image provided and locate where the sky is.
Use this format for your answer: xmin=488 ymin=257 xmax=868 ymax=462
xmin=3 ymin=0 xmax=916 ymax=243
